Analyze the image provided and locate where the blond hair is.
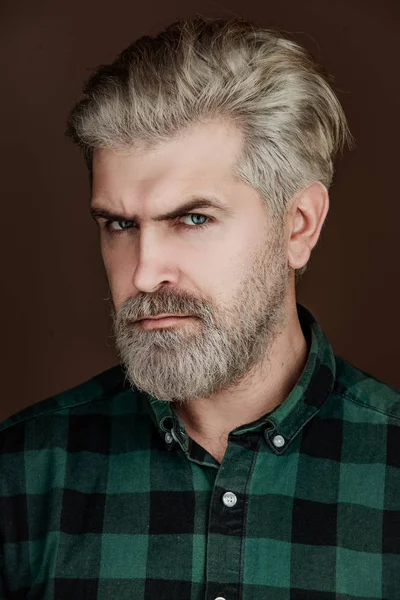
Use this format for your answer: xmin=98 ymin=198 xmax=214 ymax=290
xmin=66 ymin=17 xmax=353 ymax=273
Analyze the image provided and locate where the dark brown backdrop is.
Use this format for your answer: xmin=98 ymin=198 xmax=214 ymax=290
xmin=1 ymin=0 xmax=399 ymax=421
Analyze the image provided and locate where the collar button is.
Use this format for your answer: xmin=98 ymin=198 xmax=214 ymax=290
xmin=272 ymin=434 xmax=285 ymax=448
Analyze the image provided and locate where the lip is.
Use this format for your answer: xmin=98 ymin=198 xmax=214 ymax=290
xmin=138 ymin=316 xmax=193 ymax=329
xmin=137 ymin=314 xmax=191 ymax=321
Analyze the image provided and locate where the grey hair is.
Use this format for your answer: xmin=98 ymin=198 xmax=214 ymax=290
xmin=66 ymin=17 xmax=353 ymax=275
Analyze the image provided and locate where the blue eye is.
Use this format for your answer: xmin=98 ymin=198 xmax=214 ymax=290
xmin=180 ymin=214 xmax=210 ymax=228
xmin=107 ymin=220 xmax=133 ymax=231
xmin=104 ymin=213 xmax=213 ymax=235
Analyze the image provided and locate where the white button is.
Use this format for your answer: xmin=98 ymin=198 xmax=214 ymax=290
xmin=222 ymin=491 xmax=237 ymax=507
xmin=165 ymin=432 xmax=173 ymax=444
xmin=272 ymin=434 xmax=285 ymax=448
xmin=215 ymin=597 xmax=226 ymax=600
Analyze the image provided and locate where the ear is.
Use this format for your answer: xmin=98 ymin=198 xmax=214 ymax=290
xmin=287 ymin=182 xmax=329 ymax=270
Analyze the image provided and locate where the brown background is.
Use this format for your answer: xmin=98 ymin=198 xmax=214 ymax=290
xmin=1 ymin=0 xmax=399 ymax=421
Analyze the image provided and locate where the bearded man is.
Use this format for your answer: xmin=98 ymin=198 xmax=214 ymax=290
xmin=1 ymin=17 xmax=399 ymax=600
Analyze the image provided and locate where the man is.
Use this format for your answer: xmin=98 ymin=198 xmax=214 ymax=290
xmin=1 ymin=17 xmax=399 ymax=600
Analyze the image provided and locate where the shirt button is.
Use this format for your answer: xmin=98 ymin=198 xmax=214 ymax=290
xmin=215 ymin=597 xmax=226 ymax=600
xmin=222 ymin=491 xmax=237 ymax=507
xmin=272 ymin=434 xmax=285 ymax=448
xmin=165 ymin=432 xmax=173 ymax=444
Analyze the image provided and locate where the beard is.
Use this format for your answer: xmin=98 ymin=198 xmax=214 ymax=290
xmin=112 ymin=221 xmax=290 ymax=405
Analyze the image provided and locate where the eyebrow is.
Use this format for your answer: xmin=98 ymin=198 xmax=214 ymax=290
xmin=90 ymin=197 xmax=235 ymax=224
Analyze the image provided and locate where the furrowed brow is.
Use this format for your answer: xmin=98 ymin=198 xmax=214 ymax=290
xmin=90 ymin=197 xmax=235 ymax=224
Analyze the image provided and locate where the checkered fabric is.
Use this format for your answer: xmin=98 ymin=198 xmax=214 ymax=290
xmin=1 ymin=304 xmax=400 ymax=599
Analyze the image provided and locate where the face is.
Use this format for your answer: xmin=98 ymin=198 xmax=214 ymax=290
xmin=91 ymin=121 xmax=290 ymax=404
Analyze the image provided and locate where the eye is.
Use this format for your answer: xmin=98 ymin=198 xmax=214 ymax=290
xmin=179 ymin=214 xmax=213 ymax=230
xmin=105 ymin=220 xmax=133 ymax=232
xmin=103 ymin=213 xmax=213 ymax=236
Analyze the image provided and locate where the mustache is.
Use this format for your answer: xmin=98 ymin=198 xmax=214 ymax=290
xmin=109 ymin=291 xmax=212 ymax=323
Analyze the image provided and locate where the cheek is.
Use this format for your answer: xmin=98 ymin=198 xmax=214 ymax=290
xmin=101 ymin=242 xmax=134 ymax=301
xmin=101 ymin=235 xmax=131 ymax=271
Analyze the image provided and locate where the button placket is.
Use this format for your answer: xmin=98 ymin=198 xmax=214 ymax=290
xmin=205 ymin=433 xmax=259 ymax=600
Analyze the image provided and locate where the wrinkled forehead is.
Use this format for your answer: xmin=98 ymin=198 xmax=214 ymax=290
xmin=91 ymin=120 xmax=244 ymax=191
xmin=89 ymin=123 xmax=251 ymax=221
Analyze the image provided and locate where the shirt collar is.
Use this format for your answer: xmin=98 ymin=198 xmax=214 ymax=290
xmin=142 ymin=303 xmax=336 ymax=454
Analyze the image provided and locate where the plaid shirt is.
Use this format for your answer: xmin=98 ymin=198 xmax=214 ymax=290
xmin=1 ymin=304 xmax=400 ymax=600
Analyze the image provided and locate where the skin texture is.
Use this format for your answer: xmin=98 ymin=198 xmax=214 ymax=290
xmin=91 ymin=120 xmax=329 ymax=462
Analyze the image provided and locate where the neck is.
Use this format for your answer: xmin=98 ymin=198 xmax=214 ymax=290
xmin=172 ymin=301 xmax=308 ymax=462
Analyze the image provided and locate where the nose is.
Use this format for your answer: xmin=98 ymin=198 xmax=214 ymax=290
xmin=131 ymin=230 xmax=180 ymax=294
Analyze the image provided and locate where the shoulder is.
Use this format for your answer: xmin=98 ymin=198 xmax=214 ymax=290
xmin=0 ymin=363 xmax=129 ymax=442
xmin=333 ymin=354 xmax=400 ymax=423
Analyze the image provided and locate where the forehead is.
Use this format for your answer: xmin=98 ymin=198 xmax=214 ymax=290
xmin=91 ymin=120 xmax=244 ymax=204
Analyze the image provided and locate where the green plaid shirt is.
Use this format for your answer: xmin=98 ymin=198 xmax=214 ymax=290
xmin=1 ymin=304 xmax=400 ymax=599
